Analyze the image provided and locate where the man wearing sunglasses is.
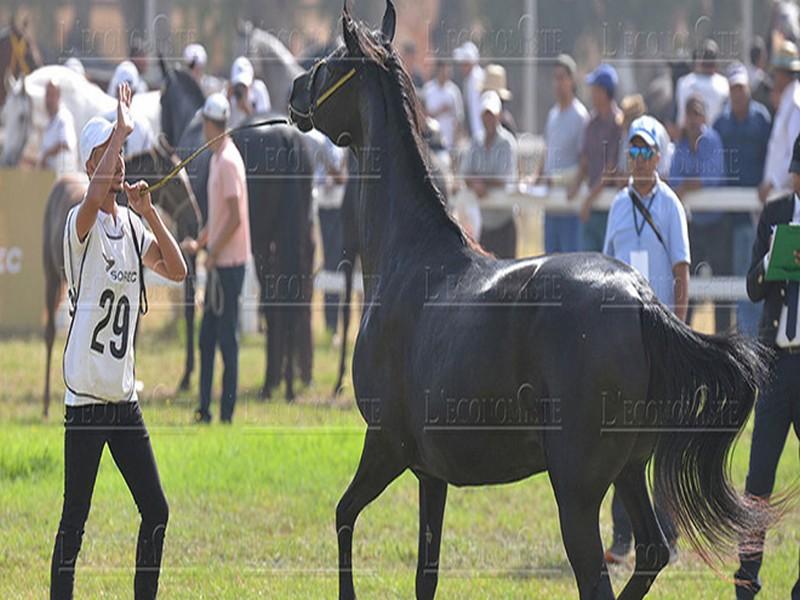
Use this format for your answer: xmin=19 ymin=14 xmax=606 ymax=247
xmin=601 ymin=116 xmax=691 ymax=565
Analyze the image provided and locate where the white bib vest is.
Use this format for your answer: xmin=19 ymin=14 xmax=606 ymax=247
xmin=62 ymin=203 xmax=153 ymax=405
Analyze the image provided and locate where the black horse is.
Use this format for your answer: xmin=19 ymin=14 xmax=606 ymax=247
xmin=289 ymin=3 xmax=773 ymax=599
xmin=159 ymin=59 xmax=315 ymax=400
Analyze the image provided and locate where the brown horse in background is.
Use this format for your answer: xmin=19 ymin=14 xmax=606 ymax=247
xmin=41 ymin=143 xmax=199 ymax=417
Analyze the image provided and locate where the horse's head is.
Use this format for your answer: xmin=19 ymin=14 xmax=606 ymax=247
xmin=289 ymin=0 xmax=398 ymax=147
xmin=1 ymin=74 xmax=33 ymax=165
xmin=159 ymin=55 xmax=205 ymax=148
xmin=125 ymin=140 xmax=201 ymax=237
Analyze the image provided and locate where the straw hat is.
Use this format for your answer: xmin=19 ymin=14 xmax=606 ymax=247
xmin=482 ymin=64 xmax=512 ymax=101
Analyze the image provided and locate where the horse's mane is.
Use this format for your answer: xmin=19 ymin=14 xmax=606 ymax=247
xmin=348 ymin=19 xmax=469 ymax=247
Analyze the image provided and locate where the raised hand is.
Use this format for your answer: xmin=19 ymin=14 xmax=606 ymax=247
xmin=116 ymin=82 xmax=135 ymax=138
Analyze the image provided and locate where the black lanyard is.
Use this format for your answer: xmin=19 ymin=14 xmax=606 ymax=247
xmin=632 ymin=192 xmax=655 ymax=238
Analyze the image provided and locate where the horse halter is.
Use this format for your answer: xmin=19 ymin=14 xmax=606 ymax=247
xmin=291 ymin=58 xmax=358 ymax=125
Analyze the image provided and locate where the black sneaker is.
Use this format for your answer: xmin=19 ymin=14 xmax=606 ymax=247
xmin=194 ymin=410 xmax=211 ymax=424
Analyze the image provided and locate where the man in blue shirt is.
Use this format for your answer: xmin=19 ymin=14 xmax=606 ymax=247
xmin=670 ymin=95 xmax=729 ymax=331
xmin=602 ymin=115 xmax=691 ymax=564
xmin=714 ymin=63 xmax=772 ymax=337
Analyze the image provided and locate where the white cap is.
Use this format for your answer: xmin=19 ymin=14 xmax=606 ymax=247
xmin=202 ymin=92 xmax=230 ymax=123
xmin=231 ymin=56 xmax=254 ymax=87
xmin=64 ymin=57 xmax=85 ymax=77
xmin=480 ymin=90 xmax=502 ymax=116
xmin=628 ymin=115 xmax=660 ymax=149
xmin=183 ymin=43 xmax=207 ymax=68
xmin=454 ymin=42 xmax=480 ymax=63
xmin=108 ymin=61 xmax=140 ymax=97
xmin=79 ymin=116 xmax=115 ymax=169
xmin=727 ymin=61 xmax=749 ymax=87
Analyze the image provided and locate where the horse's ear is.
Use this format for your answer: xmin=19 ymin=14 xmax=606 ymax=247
xmin=158 ymin=53 xmax=171 ymax=82
xmin=381 ymin=0 xmax=396 ymax=44
xmin=157 ymin=132 xmax=175 ymax=157
xmin=342 ymin=8 xmax=360 ymax=56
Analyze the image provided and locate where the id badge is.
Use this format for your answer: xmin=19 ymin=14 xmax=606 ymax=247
xmin=630 ymin=250 xmax=650 ymax=281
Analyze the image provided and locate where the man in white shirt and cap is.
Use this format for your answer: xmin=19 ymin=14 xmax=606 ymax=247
xmin=760 ymin=40 xmax=800 ymax=203
xmin=105 ymin=61 xmax=154 ymax=155
xmin=38 ymin=79 xmax=77 ymax=174
xmin=228 ymin=56 xmax=272 ymax=128
xmin=454 ymin=41 xmax=485 ymax=141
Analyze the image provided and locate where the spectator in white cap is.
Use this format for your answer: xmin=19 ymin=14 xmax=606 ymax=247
xmin=104 ymin=60 xmax=154 ymax=154
xmin=460 ymin=90 xmax=518 ymax=258
xmin=50 ymin=81 xmax=186 ymax=599
xmin=183 ymin=43 xmax=207 ymax=80
xmin=181 ymin=92 xmax=251 ymax=424
xmin=454 ymin=41 xmax=485 ymax=141
xmin=228 ymin=55 xmax=271 ymax=128
xmin=713 ymin=61 xmax=772 ymax=338
xmin=602 ymin=114 xmax=689 ymax=565
xmin=108 ymin=60 xmax=142 ymax=97
xmin=64 ymin=57 xmax=85 ymax=78
xmin=38 ymin=79 xmax=77 ymax=174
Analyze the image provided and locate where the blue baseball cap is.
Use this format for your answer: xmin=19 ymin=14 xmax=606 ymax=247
xmin=628 ymin=115 xmax=660 ymax=150
xmin=586 ymin=63 xmax=618 ymax=97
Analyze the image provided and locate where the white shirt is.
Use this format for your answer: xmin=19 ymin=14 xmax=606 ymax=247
xmin=63 ymin=204 xmax=154 ymax=405
xmin=422 ymin=79 xmax=464 ymax=149
xmin=675 ymin=71 xmax=730 ymax=128
xmin=462 ymin=65 xmax=485 ymax=141
xmin=230 ymin=79 xmax=272 ymax=128
xmin=544 ymin=98 xmax=589 ymax=174
xmin=775 ymin=195 xmax=800 ymax=348
xmin=764 ymin=80 xmax=800 ymax=192
xmin=40 ymin=105 xmax=77 ymax=174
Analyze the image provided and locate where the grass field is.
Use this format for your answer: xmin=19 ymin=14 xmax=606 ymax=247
xmin=1 ymin=280 xmax=799 ymax=598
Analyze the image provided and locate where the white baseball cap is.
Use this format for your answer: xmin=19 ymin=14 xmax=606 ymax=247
xmin=64 ymin=57 xmax=85 ymax=77
xmin=454 ymin=42 xmax=480 ymax=63
xmin=183 ymin=43 xmax=207 ymax=68
xmin=628 ymin=115 xmax=660 ymax=149
xmin=202 ymin=92 xmax=230 ymax=123
xmin=480 ymin=90 xmax=502 ymax=116
xmin=79 ymin=116 xmax=115 ymax=169
xmin=727 ymin=62 xmax=749 ymax=87
xmin=108 ymin=61 xmax=140 ymax=97
xmin=231 ymin=56 xmax=254 ymax=87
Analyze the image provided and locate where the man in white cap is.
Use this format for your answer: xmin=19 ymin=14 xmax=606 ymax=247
xmin=713 ymin=62 xmax=772 ymax=338
xmin=228 ymin=56 xmax=271 ymax=128
xmin=602 ymin=115 xmax=689 ymax=565
xmin=454 ymin=41 xmax=485 ymax=141
xmin=760 ymin=40 xmax=800 ymax=203
xmin=50 ymin=82 xmax=186 ymax=600
xmin=105 ymin=60 xmax=154 ymax=154
xmin=181 ymin=93 xmax=250 ymax=424
xmin=38 ymin=79 xmax=77 ymax=174
xmin=460 ymin=90 xmax=518 ymax=257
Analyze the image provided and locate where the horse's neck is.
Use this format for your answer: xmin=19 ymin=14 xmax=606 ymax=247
xmin=355 ymin=82 xmax=463 ymax=281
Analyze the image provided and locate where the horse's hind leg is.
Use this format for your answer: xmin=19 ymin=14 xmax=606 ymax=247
xmin=337 ymin=429 xmax=407 ymax=600
xmin=615 ymin=463 xmax=670 ymax=600
xmin=415 ymin=474 xmax=447 ymax=600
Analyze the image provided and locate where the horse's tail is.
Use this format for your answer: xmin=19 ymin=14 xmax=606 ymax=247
xmin=639 ymin=297 xmax=774 ymax=566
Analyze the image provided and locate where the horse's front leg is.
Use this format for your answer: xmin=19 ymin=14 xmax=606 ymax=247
xmin=415 ymin=474 xmax=448 ymax=600
xmin=336 ymin=429 xmax=407 ymax=600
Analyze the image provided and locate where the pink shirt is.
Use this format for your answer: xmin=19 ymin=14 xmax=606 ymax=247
xmin=207 ymin=137 xmax=250 ymax=267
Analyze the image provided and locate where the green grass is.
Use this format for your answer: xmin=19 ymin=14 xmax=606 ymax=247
xmin=1 ymin=306 xmax=798 ymax=599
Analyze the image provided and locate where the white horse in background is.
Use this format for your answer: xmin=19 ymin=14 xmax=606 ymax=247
xmin=1 ymin=65 xmax=159 ymax=171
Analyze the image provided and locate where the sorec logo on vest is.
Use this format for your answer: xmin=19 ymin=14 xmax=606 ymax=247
xmin=0 ymin=247 xmax=23 ymax=274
